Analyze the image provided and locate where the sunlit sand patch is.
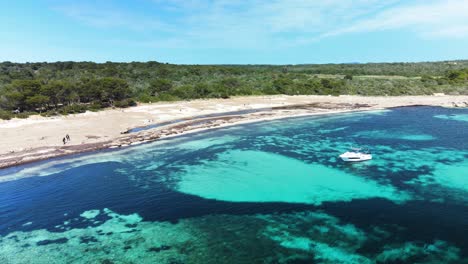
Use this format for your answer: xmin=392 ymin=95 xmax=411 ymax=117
xmin=174 ymin=135 xmax=239 ymax=150
xmin=405 ymin=160 xmax=468 ymax=202
xmin=174 ymin=150 xmax=411 ymax=204
xmin=257 ymin=211 xmax=368 ymax=246
xmin=259 ymin=211 xmax=462 ymax=264
xmin=0 ymin=209 xmax=192 ymax=264
xmin=434 ymin=114 xmax=468 ymax=122
xmin=354 ymin=130 xmax=435 ymax=141
xmin=363 ymin=147 xmax=467 ymax=174
xmin=275 ymin=236 xmax=372 ymax=264
xmin=412 ymin=161 xmax=468 ymax=190
xmin=80 ymin=209 xmax=100 ymax=220
xmin=0 ymin=209 xmax=463 ymax=263
xmin=375 ymin=240 xmax=460 ymax=263
xmin=271 ymin=235 xmax=461 ymax=264
xmin=318 ymin=126 xmax=349 ymax=134
xmin=248 ymin=132 xmax=455 ymax=181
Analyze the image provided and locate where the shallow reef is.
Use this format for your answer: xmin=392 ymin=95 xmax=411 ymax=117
xmin=0 ymin=209 xmax=464 ymax=264
xmin=0 ymin=106 xmax=467 ymax=263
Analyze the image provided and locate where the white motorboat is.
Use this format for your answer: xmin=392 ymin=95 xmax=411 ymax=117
xmin=339 ymin=148 xmax=372 ymax=162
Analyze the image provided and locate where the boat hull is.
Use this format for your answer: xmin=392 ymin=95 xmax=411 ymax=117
xmin=339 ymin=152 xmax=372 ymax=162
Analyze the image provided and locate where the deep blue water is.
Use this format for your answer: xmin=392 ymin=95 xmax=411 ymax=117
xmin=0 ymin=106 xmax=467 ymax=264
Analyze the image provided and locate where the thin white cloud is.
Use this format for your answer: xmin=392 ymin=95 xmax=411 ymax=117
xmin=253 ymin=0 xmax=395 ymax=33
xmin=53 ymin=3 xmax=173 ymax=32
xmin=429 ymin=25 xmax=468 ymax=38
xmin=322 ymin=0 xmax=468 ymax=39
xmin=185 ymin=0 xmax=407 ymax=49
xmin=54 ymin=0 xmax=468 ymax=50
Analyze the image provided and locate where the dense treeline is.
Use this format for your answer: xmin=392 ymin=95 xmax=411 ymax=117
xmin=0 ymin=77 xmax=135 ymax=119
xmin=0 ymin=60 xmax=467 ymax=119
xmin=281 ymin=60 xmax=468 ymax=76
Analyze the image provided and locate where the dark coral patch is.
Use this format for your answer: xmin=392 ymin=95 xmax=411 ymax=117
xmin=36 ymin=238 xmax=68 ymax=246
xmin=148 ymin=245 xmax=172 ymax=253
xmin=80 ymin=236 xmax=98 ymax=244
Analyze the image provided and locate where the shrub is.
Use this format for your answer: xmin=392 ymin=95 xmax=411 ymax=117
xmin=88 ymin=102 xmax=105 ymax=111
xmin=154 ymin=94 xmax=180 ymax=101
xmin=114 ymin=99 xmax=137 ymax=108
xmin=0 ymin=110 xmax=13 ymax=120
xmin=59 ymin=104 xmax=88 ymax=115
xmin=16 ymin=112 xmax=34 ymax=119
xmin=136 ymin=94 xmax=155 ymax=103
xmin=40 ymin=110 xmax=59 ymax=117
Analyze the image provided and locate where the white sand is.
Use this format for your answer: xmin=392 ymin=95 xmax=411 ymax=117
xmin=0 ymin=95 xmax=466 ymax=155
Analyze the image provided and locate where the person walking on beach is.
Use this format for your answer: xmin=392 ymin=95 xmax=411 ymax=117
xmin=66 ymin=134 xmax=70 ymax=141
xmin=62 ymin=137 xmax=66 ymax=145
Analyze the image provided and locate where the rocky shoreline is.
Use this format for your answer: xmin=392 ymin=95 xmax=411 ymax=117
xmin=0 ymin=102 xmax=375 ymax=169
xmin=1 ymin=94 xmax=467 ymax=170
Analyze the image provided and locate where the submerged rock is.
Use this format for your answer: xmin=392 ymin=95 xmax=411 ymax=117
xmin=36 ymin=237 xmax=68 ymax=246
xmin=148 ymin=245 xmax=172 ymax=253
xmin=80 ymin=236 xmax=98 ymax=244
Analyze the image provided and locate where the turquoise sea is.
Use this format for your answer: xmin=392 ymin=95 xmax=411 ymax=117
xmin=0 ymin=106 xmax=467 ymax=263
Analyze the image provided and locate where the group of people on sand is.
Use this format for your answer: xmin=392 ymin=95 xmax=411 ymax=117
xmin=62 ymin=134 xmax=71 ymax=145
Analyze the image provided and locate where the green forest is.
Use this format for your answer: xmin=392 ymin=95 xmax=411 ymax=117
xmin=0 ymin=60 xmax=467 ymax=119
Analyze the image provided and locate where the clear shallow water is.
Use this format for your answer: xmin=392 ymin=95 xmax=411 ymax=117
xmin=0 ymin=106 xmax=467 ymax=264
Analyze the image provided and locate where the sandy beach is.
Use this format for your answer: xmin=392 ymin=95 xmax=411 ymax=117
xmin=0 ymin=95 xmax=467 ymax=168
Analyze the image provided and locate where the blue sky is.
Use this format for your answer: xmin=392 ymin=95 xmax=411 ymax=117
xmin=1 ymin=0 xmax=468 ymax=64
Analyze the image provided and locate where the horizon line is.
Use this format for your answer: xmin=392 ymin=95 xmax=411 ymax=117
xmin=1 ymin=58 xmax=468 ymax=66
